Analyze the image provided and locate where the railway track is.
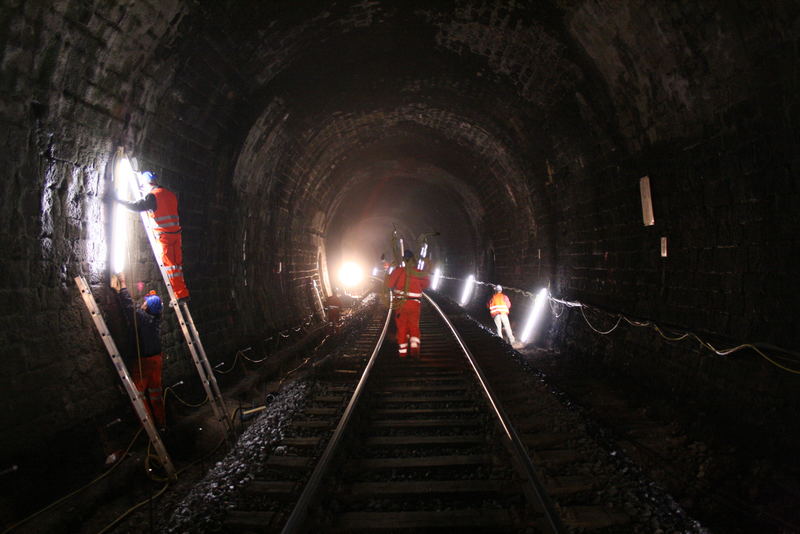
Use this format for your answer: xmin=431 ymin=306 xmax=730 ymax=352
xmin=219 ymin=294 xmax=692 ymax=533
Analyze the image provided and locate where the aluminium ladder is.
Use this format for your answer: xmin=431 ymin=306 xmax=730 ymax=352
xmin=75 ymin=276 xmax=177 ymax=480
xmin=129 ymin=174 xmax=235 ymax=443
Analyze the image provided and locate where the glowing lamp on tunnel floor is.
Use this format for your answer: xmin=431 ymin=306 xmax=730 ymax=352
xmin=520 ymin=288 xmax=550 ymax=344
xmin=431 ymin=267 xmax=442 ymax=291
xmin=112 ymin=155 xmax=136 ymax=273
xmin=459 ymin=275 xmax=475 ymax=306
xmin=339 ymin=262 xmax=364 ymax=288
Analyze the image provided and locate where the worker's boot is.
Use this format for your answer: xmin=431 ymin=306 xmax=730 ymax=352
xmin=410 ymin=337 xmax=420 ymax=358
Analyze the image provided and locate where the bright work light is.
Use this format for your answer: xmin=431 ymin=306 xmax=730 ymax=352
xmin=459 ymin=274 xmax=475 ymax=306
xmin=431 ymin=267 xmax=442 ymax=290
xmin=111 ymin=155 xmax=135 ymax=273
xmin=339 ymin=261 xmax=364 ymax=287
xmin=417 ymin=243 xmax=428 ymax=270
xmin=520 ymin=288 xmax=549 ymax=343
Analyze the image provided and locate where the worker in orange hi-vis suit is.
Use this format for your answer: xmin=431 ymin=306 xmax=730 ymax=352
xmin=487 ymin=285 xmax=516 ymax=344
xmin=386 ymin=249 xmax=430 ymax=358
xmin=117 ymin=172 xmax=190 ymax=302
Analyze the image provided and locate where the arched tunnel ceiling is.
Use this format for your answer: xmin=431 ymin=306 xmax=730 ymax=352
xmin=223 ymin=1 xmax=582 ymax=276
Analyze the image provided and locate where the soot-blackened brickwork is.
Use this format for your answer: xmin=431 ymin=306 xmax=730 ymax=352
xmin=0 ymin=0 xmax=798 ymax=502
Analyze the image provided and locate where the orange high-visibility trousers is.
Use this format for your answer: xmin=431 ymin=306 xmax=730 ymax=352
xmin=158 ymin=232 xmax=189 ymax=299
xmin=394 ymin=300 xmax=421 ymax=357
xmin=131 ymin=354 xmax=165 ymax=428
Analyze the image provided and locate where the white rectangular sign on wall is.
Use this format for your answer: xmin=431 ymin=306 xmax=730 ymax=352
xmin=640 ymin=176 xmax=655 ymax=226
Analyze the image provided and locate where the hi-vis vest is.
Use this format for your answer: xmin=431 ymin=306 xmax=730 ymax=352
xmin=149 ymin=188 xmax=181 ymax=234
xmin=488 ymin=293 xmax=510 ymax=317
xmin=387 ymin=266 xmax=429 ymax=309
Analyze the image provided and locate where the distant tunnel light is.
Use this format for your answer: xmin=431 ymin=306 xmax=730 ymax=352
xmin=339 ymin=262 xmax=364 ymax=288
xmin=520 ymin=288 xmax=549 ymax=343
xmin=431 ymin=268 xmax=442 ymax=291
xmin=112 ymin=156 xmax=135 ymax=273
xmin=459 ymin=275 xmax=475 ymax=306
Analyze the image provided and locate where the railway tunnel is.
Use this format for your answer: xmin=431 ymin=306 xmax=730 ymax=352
xmin=1 ymin=1 xmax=799 ymax=532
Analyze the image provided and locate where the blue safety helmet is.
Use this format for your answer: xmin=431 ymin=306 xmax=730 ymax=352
xmin=403 ymin=249 xmax=414 ymax=260
xmin=145 ymin=293 xmax=162 ymax=314
xmin=142 ymin=171 xmax=158 ymax=183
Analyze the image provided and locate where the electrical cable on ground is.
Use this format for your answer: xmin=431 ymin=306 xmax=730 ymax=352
xmin=163 ymin=386 xmax=208 ymax=408
xmin=93 ymin=482 xmax=169 ymax=534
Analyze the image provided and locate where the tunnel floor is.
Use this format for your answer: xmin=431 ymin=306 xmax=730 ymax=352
xmin=9 ymin=304 xmax=798 ymax=534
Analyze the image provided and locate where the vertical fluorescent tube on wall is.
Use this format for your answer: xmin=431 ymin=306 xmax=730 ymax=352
xmin=311 ymin=279 xmax=325 ymax=319
xmin=111 ymin=205 xmax=128 ymax=273
xmin=417 ymin=243 xmax=428 ymax=270
xmin=640 ymin=176 xmax=655 ymax=226
xmin=520 ymin=288 xmax=549 ymax=343
xmin=111 ymin=155 xmax=135 ymax=273
xmin=431 ymin=267 xmax=442 ymax=290
xmin=459 ymin=275 xmax=475 ymax=306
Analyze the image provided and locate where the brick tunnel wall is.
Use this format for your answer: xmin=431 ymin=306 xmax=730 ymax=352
xmin=0 ymin=0 xmax=330 ymax=460
xmin=0 ymin=0 xmax=196 ymax=460
xmin=500 ymin=3 xmax=796 ymax=440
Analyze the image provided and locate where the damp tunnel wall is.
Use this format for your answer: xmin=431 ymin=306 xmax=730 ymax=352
xmin=0 ymin=0 xmax=799 ymax=486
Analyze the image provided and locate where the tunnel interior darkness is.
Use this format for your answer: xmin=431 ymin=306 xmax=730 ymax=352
xmin=1 ymin=0 xmax=800 ymax=523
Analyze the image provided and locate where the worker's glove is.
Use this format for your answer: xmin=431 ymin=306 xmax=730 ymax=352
xmin=110 ymin=272 xmax=126 ymax=292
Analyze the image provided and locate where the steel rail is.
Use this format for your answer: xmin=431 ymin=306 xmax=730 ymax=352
xmin=280 ymin=294 xmax=394 ymax=534
xmin=423 ymin=293 xmax=566 ymax=534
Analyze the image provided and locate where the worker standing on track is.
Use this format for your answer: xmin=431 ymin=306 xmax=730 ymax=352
xmin=386 ymin=249 xmax=430 ymax=358
xmin=110 ymin=272 xmax=167 ymax=431
xmin=488 ymin=285 xmax=516 ymax=344
xmin=116 ymin=171 xmax=190 ymax=302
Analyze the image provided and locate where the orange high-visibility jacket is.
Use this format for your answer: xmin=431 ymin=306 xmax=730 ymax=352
xmin=387 ymin=266 xmax=430 ymax=302
xmin=488 ymin=293 xmax=511 ymax=317
xmin=150 ymin=187 xmax=181 ymax=234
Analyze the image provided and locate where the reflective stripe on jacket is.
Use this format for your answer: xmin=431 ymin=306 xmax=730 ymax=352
xmin=149 ymin=187 xmax=181 ymax=233
xmin=488 ymin=293 xmax=510 ymax=317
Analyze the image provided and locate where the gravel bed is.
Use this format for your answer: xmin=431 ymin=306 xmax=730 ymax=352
xmin=453 ymin=311 xmax=710 ymax=534
xmin=164 ymin=379 xmax=310 ymax=533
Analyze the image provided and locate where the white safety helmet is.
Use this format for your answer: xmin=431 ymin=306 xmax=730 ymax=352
xmin=495 ymin=285 xmax=502 ymax=292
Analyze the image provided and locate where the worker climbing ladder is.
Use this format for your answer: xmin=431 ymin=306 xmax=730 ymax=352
xmin=126 ymin=162 xmax=235 ymax=444
xmin=74 ymin=276 xmax=177 ymax=480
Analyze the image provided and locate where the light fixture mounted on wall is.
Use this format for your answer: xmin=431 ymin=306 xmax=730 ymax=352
xmin=640 ymin=176 xmax=655 ymax=226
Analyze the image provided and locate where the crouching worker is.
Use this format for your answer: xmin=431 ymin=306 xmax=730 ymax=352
xmin=110 ymin=273 xmax=166 ymax=431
